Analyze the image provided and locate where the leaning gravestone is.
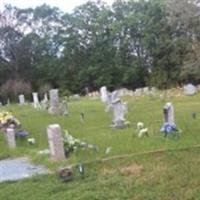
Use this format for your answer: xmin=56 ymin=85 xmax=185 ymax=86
xmin=183 ymin=84 xmax=197 ymax=95
xmin=5 ymin=128 xmax=16 ymax=148
xmin=163 ymin=102 xmax=174 ymax=124
xmin=48 ymin=89 xmax=60 ymax=115
xmin=32 ymin=92 xmax=40 ymax=109
xmin=19 ymin=94 xmax=25 ymax=105
xmin=47 ymin=124 xmax=65 ymax=161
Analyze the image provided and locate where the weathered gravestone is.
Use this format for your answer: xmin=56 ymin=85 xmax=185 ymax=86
xmin=18 ymin=94 xmax=25 ymax=105
xmin=112 ymin=98 xmax=128 ymax=128
xmin=163 ymin=102 xmax=174 ymax=124
xmin=48 ymin=89 xmax=60 ymax=115
xmin=183 ymin=84 xmax=197 ymax=95
xmin=32 ymin=92 xmax=40 ymax=109
xmin=47 ymin=124 xmax=65 ymax=161
xmin=5 ymin=128 xmax=16 ymax=148
xmin=59 ymin=100 xmax=68 ymax=116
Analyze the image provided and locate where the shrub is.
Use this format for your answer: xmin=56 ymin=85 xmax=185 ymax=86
xmin=0 ymin=79 xmax=32 ymax=101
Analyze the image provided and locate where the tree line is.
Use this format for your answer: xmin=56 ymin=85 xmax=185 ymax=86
xmin=0 ymin=0 xmax=200 ymax=100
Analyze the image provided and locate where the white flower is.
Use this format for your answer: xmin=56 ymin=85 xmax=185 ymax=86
xmin=137 ymin=122 xmax=144 ymax=130
xmin=138 ymin=128 xmax=148 ymax=138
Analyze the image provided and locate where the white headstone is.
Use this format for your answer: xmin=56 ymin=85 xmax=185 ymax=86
xmin=183 ymin=84 xmax=197 ymax=95
xmin=41 ymin=93 xmax=49 ymax=110
xmin=163 ymin=102 xmax=174 ymax=124
xmin=48 ymin=89 xmax=60 ymax=115
xmin=47 ymin=124 xmax=65 ymax=161
xmin=19 ymin=94 xmax=25 ymax=105
xmin=111 ymin=90 xmax=119 ymax=103
xmin=5 ymin=128 xmax=16 ymax=148
xmin=100 ymin=86 xmax=108 ymax=103
xmin=32 ymin=92 xmax=40 ymax=109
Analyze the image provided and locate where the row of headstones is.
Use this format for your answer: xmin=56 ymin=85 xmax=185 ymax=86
xmin=5 ymin=101 xmax=175 ymax=160
xmin=99 ymin=86 xmax=176 ymax=128
xmin=18 ymin=89 xmax=68 ymax=115
xmin=87 ymin=87 xmax=157 ymax=98
xmin=18 ymin=93 xmax=48 ymax=110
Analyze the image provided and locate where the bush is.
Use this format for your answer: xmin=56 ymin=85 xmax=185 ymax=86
xmin=0 ymin=79 xmax=32 ymax=101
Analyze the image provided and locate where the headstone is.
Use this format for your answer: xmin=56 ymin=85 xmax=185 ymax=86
xmin=59 ymin=100 xmax=68 ymax=116
xmin=111 ymin=90 xmax=119 ymax=103
xmin=163 ymin=102 xmax=174 ymax=124
xmin=32 ymin=92 xmax=40 ymax=109
xmin=41 ymin=93 xmax=49 ymax=110
xmin=5 ymin=128 xmax=16 ymax=148
xmin=112 ymin=99 xmax=127 ymax=128
xmin=47 ymin=124 xmax=65 ymax=161
xmin=48 ymin=89 xmax=60 ymax=115
xmin=183 ymin=84 xmax=197 ymax=95
xmin=100 ymin=86 xmax=108 ymax=103
xmin=44 ymin=93 xmax=48 ymax=101
xmin=19 ymin=94 xmax=25 ymax=105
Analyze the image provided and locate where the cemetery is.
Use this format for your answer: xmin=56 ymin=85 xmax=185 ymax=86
xmin=1 ymin=0 xmax=200 ymax=199
xmin=0 ymin=87 xmax=200 ymax=199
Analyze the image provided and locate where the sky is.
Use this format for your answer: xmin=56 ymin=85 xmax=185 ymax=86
xmin=0 ymin=0 xmax=115 ymax=13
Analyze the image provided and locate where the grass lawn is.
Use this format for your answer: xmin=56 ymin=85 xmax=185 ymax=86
xmin=0 ymin=91 xmax=200 ymax=199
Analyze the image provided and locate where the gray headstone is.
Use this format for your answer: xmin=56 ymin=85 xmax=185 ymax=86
xmin=48 ymin=89 xmax=60 ymax=115
xmin=163 ymin=102 xmax=174 ymax=124
xmin=47 ymin=124 xmax=65 ymax=161
xmin=112 ymin=99 xmax=127 ymax=128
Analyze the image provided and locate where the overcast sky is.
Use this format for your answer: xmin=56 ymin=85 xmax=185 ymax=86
xmin=0 ymin=0 xmax=115 ymax=13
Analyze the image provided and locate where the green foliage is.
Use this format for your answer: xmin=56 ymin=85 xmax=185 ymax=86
xmin=0 ymin=0 xmax=199 ymax=93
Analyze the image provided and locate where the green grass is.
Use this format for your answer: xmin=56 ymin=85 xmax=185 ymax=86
xmin=0 ymin=91 xmax=200 ymax=199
